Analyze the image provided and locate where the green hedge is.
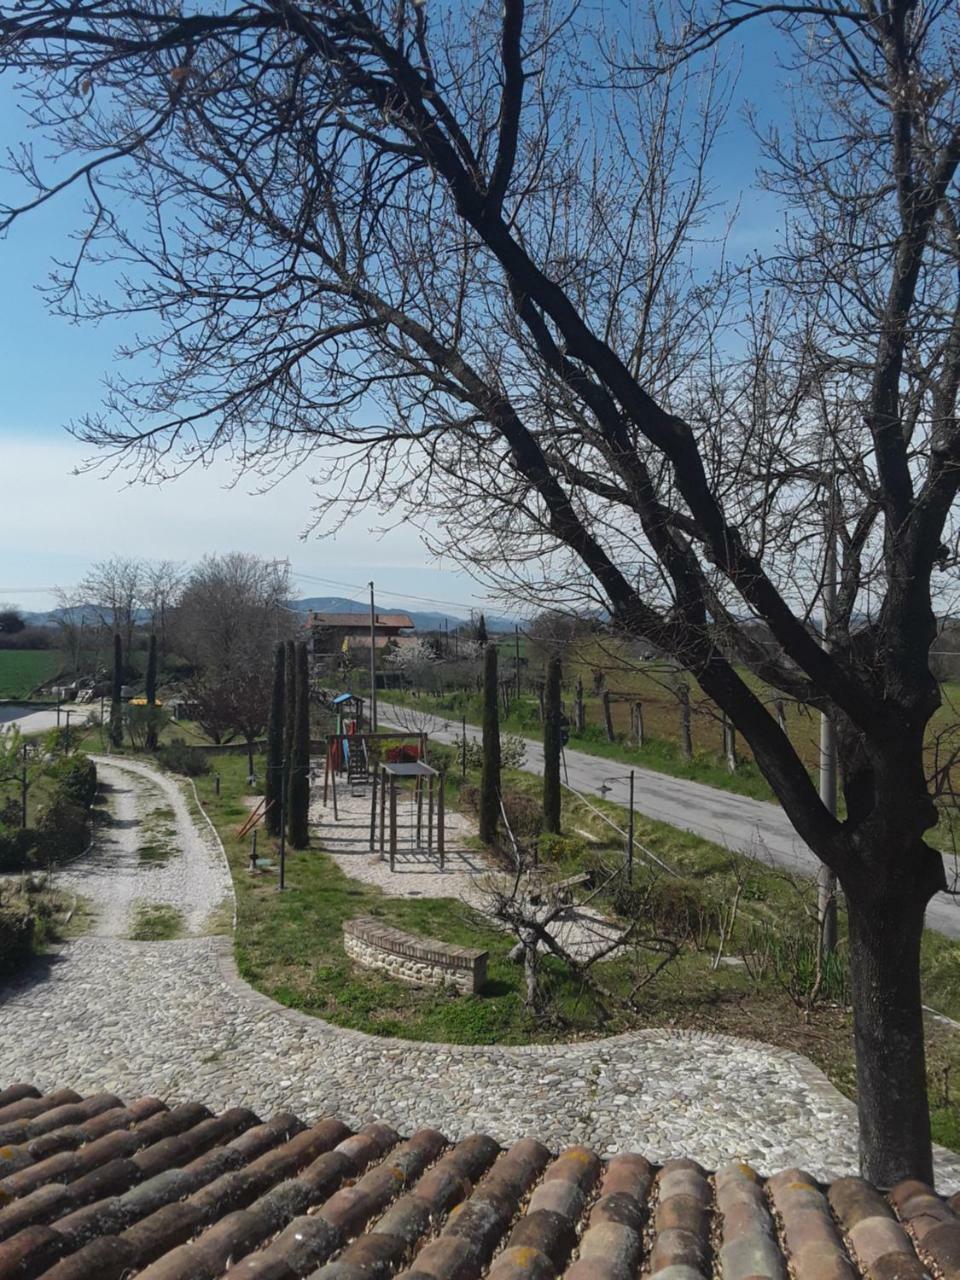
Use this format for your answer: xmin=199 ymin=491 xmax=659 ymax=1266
xmin=48 ymin=754 xmax=98 ymax=812
xmin=0 ymin=827 xmax=39 ymax=873
xmin=0 ymin=904 xmax=35 ymax=974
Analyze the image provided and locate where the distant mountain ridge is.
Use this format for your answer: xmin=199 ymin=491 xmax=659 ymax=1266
xmin=290 ymin=597 xmax=518 ymax=632
xmin=21 ymin=596 xmax=518 ymax=632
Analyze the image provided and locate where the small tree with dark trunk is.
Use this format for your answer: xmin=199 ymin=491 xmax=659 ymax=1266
xmin=145 ymin=632 xmax=159 ymax=750
xmin=476 ymin=614 xmax=488 ymax=649
xmin=287 ymin=641 xmax=311 ymax=849
xmin=109 ymin=633 xmax=123 ymax=748
xmin=542 ymin=654 xmax=562 ymax=835
xmin=479 ymin=641 xmax=501 ymax=845
xmin=265 ymin=642 xmax=285 ymax=837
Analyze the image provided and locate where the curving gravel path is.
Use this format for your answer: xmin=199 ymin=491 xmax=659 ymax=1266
xmin=3 ymin=755 xmax=960 ymax=1188
xmin=56 ymin=755 xmax=233 ymax=937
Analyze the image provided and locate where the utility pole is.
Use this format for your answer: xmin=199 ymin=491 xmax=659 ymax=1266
xmin=818 ymin=493 xmax=839 ymax=959
xmin=368 ymin=580 xmax=378 ymax=731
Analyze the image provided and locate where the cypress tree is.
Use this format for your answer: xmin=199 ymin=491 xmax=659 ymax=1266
xmin=287 ymin=641 xmax=311 ymax=849
xmin=476 ymin=613 xmax=488 ymax=648
xmin=479 ymin=640 xmax=500 ymax=844
xmin=283 ymin=637 xmax=297 ymax=774
xmin=145 ymin=632 xmax=159 ymax=750
xmin=109 ymin=633 xmax=124 ymax=747
xmin=543 ymin=654 xmax=562 ymax=834
xmin=265 ymin=642 xmax=285 ymax=836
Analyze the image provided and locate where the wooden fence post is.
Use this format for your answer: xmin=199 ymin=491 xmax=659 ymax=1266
xmin=634 ymin=701 xmax=644 ymax=748
xmin=602 ymin=690 xmax=615 ymax=742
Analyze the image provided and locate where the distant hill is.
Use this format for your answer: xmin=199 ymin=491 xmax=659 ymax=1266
xmin=22 ymin=596 xmax=519 ymax=633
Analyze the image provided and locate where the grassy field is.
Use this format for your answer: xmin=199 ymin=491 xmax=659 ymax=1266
xmin=0 ymin=651 xmax=64 ymax=700
xmin=183 ymin=741 xmax=960 ymax=1150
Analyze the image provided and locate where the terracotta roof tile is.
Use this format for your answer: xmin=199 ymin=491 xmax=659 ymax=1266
xmin=0 ymin=1082 xmax=958 ymax=1279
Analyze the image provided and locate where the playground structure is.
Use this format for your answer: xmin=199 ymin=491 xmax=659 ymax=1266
xmin=376 ymin=760 xmax=444 ymax=873
xmin=321 ymin=725 xmax=446 ymax=871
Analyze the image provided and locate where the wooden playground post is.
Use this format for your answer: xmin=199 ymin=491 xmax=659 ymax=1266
xmin=437 ymin=770 xmax=445 ymax=870
xmin=389 ymin=777 xmax=398 ymax=872
xmin=427 ymin=773 xmax=435 ymax=854
xmin=378 ymin=766 xmax=387 ymax=859
xmin=416 ymin=773 xmax=424 ymax=846
xmin=322 ymin=737 xmax=331 ymax=804
xmin=330 ymin=758 xmax=339 ymax=820
xmin=369 ymin=772 xmax=378 ymax=850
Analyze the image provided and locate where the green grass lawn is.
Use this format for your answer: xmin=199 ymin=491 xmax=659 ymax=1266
xmin=177 ymin=742 xmax=960 ymax=1150
xmin=0 ymin=651 xmax=64 ymax=700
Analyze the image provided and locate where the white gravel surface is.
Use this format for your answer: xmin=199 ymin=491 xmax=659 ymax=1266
xmin=55 ymin=755 xmax=233 ymax=938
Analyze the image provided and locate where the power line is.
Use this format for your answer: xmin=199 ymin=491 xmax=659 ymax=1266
xmin=291 ymin=569 xmax=490 ymax=617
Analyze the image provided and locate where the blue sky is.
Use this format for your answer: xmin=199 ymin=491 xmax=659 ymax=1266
xmin=0 ymin=17 xmax=785 ymax=613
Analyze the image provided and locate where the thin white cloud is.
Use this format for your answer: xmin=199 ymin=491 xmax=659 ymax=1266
xmin=0 ymin=434 xmax=486 ymax=613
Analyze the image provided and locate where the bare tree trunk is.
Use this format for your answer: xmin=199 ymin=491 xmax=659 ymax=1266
xmin=602 ymin=690 xmax=615 ymax=742
xmin=575 ymin=676 xmax=585 ymax=734
xmin=722 ymin=713 xmax=737 ymax=772
xmin=536 ymin=681 xmax=545 ymax=722
xmin=633 ymin=701 xmax=644 ymax=748
xmin=846 ymin=872 xmax=933 ymax=1185
xmin=523 ymin=931 xmax=540 ymax=1013
xmin=678 ymin=683 xmax=692 ymax=760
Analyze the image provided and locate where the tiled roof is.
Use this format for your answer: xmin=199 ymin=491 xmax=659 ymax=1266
xmin=310 ymin=612 xmax=415 ymax=630
xmin=0 ymin=1082 xmax=958 ymax=1279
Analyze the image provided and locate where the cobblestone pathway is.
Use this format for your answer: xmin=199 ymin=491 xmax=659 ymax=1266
xmin=3 ymin=757 xmax=959 ymax=1187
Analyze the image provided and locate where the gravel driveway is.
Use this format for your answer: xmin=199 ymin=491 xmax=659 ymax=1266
xmin=56 ymin=755 xmax=233 ymax=937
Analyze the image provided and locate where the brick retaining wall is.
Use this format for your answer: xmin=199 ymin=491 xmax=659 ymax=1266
xmin=342 ymin=916 xmax=487 ymax=994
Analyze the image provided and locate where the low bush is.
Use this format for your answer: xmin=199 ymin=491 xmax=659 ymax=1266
xmin=0 ymin=903 xmax=35 ymax=974
xmin=156 ymin=738 xmax=211 ymax=776
xmin=0 ymin=825 xmax=39 ymax=872
xmin=453 ymin=733 xmax=527 ymax=771
xmin=36 ymin=796 xmax=90 ymax=863
xmin=538 ymin=832 xmax=591 ymax=866
xmin=459 ymin=780 xmax=542 ymax=841
xmin=48 ymin=753 xmax=98 ymax=812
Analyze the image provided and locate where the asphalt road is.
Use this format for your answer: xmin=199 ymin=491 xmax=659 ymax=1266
xmin=0 ymin=702 xmax=100 ymax=735
xmin=381 ymin=701 xmax=960 ymax=940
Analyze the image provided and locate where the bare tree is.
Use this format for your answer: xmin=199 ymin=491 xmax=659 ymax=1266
xmin=3 ymin=0 xmax=960 ymax=1184
xmin=78 ymin=557 xmax=143 ymax=657
xmin=176 ymin=553 xmax=293 ymax=769
xmin=141 ymin=560 xmax=184 ymax=656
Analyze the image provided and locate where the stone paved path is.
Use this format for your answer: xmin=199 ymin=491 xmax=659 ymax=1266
xmin=3 ymin=756 xmax=960 ymax=1187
